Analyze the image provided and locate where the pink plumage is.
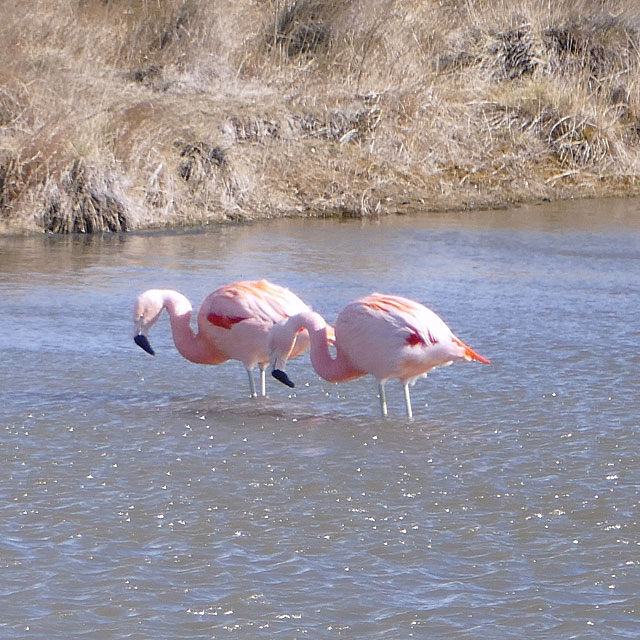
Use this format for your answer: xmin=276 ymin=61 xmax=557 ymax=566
xmin=269 ymin=293 xmax=490 ymax=417
xmin=133 ymin=280 xmax=310 ymax=397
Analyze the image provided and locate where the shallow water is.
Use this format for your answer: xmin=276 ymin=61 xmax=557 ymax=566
xmin=1 ymin=198 xmax=639 ymax=638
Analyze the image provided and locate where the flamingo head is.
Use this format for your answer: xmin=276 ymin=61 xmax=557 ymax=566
xmin=267 ymin=319 xmax=298 ymax=388
xmin=133 ymin=290 xmax=165 ymax=355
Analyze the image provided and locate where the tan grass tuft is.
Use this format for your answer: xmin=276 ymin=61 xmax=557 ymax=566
xmin=42 ymin=160 xmax=130 ymax=233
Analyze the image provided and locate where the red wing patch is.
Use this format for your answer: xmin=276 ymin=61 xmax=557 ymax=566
xmin=406 ymin=330 xmax=425 ymax=347
xmin=207 ymin=313 xmax=247 ymax=330
xmin=406 ymin=329 xmax=437 ymax=347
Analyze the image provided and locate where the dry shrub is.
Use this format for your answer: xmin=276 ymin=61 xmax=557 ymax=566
xmin=296 ymin=101 xmax=382 ymax=143
xmin=76 ymin=0 xmax=202 ymax=67
xmin=435 ymin=1 xmax=640 ymax=82
xmin=546 ymin=115 xmax=611 ymax=167
xmin=544 ymin=15 xmax=635 ymax=79
xmin=42 ymin=160 xmax=130 ymax=233
xmin=492 ymin=23 xmax=542 ymax=79
xmin=177 ymin=142 xmax=227 ymax=183
xmin=225 ymin=99 xmax=381 ymax=146
xmin=481 ymin=86 xmax=617 ymax=169
xmin=428 ymin=0 xmax=640 ymax=180
xmin=272 ymin=1 xmax=337 ymax=57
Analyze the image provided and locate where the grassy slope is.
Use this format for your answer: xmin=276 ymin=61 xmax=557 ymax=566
xmin=1 ymin=0 xmax=640 ymax=233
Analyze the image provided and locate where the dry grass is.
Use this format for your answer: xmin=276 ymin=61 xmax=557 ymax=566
xmin=1 ymin=0 xmax=640 ymax=233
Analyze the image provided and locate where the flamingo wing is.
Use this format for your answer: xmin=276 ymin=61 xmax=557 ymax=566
xmin=354 ymin=294 xmax=452 ymax=347
xmin=202 ymin=280 xmax=309 ymax=328
xmin=197 ymin=280 xmax=312 ymax=374
xmin=335 ymin=293 xmax=462 ymax=382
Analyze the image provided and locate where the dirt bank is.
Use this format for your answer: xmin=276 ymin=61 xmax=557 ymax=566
xmin=2 ymin=0 xmax=640 ymax=234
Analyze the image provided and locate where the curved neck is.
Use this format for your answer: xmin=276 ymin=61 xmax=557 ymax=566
xmin=289 ymin=312 xmax=364 ymax=383
xmin=162 ymin=291 xmax=225 ymax=365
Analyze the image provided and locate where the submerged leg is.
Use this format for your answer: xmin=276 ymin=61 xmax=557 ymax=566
xmin=378 ymin=381 xmax=388 ymax=417
xmin=259 ymin=364 xmax=266 ymax=397
xmin=403 ymin=382 xmax=413 ymax=420
xmin=247 ymin=368 xmax=257 ymax=398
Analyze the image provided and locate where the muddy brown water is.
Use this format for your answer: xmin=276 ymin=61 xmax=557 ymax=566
xmin=1 ymin=198 xmax=639 ymax=638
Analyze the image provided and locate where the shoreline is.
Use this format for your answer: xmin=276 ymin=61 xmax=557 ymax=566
xmin=2 ymin=170 xmax=639 ymax=236
xmin=2 ymin=186 xmax=639 ymax=237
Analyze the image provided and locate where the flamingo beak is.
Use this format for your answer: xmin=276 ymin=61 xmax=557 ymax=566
xmin=272 ymin=369 xmax=295 ymax=388
xmin=465 ymin=345 xmax=490 ymax=364
xmin=134 ymin=334 xmax=156 ymax=356
xmin=453 ymin=337 xmax=490 ymax=363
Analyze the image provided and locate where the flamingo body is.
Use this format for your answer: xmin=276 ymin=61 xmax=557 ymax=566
xmin=269 ymin=293 xmax=489 ymax=417
xmin=133 ymin=280 xmax=310 ymax=397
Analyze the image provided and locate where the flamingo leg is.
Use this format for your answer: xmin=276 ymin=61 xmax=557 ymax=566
xmin=259 ymin=364 xmax=266 ymax=397
xmin=378 ymin=381 xmax=388 ymax=417
xmin=403 ymin=382 xmax=413 ymax=420
xmin=247 ymin=368 xmax=257 ymax=398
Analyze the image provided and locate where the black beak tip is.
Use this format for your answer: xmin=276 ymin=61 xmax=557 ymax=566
xmin=272 ymin=368 xmax=295 ymax=388
xmin=134 ymin=334 xmax=156 ymax=355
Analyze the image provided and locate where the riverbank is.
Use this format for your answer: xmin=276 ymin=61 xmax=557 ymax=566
xmin=2 ymin=0 xmax=640 ymax=234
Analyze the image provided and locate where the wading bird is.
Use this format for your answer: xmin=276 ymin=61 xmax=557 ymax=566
xmin=269 ymin=293 xmax=490 ymax=418
xmin=133 ymin=280 xmax=311 ymax=397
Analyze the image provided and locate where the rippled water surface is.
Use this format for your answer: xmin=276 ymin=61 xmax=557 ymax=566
xmin=1 ymin=199 xmax=639 ymax=638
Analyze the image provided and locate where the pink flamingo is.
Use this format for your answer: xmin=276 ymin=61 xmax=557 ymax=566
xmin=133 ymin=280 xmax=311 ymax=397
xmin=268 ymin=293 xmax=490 ymax=418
